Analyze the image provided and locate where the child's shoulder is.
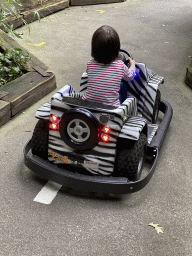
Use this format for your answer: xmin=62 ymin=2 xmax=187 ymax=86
xmin=87 ymin=58 xmax=125 ymax=68
xmin=87 ymin=58 xmax=100 ymax=66
xmin=113 ymin=59 xmax=124 ymax=65
xmin=111 ymin=59 xmax=125 ymax=68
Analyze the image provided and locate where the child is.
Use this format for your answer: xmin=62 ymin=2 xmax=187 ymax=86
xmin=82 ymin=25 xmax=136 ymax=106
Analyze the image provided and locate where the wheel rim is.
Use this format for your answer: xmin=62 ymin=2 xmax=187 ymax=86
xmin=67 ymin=119 xmax=90 ymax=143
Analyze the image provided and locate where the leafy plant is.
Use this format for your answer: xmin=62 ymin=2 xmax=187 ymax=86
xmin=0 ymin=1 xmax=46 ymax=86
xmin=0 ymin=47 xmax=31 ymax=86
xmin=0 ymin=0 xmax=30 ymax=38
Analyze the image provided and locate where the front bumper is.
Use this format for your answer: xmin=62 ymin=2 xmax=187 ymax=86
xmin=23 ymin=100 xmax=173 ymax=194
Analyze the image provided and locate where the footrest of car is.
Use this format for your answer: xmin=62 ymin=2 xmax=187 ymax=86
xmin=24 ymin=138 xmax=159 ymax=194
xmin=150 ymin=100 xmax=173 ymax=150
xmin=147 ymin=124 xmax=158 ymax=145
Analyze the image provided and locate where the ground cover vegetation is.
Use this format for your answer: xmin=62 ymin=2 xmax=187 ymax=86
xmin=0 ymin=46 xmax=30 ymax=86
xmin=0 ymin=0 xmax=41 ymax=87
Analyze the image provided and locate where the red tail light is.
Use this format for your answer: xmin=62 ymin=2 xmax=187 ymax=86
xmin=103 ymin=127 xmax=110 ymax=133
xmin=51 ymin=115 xmax=58 ymax=122
xmin=51 ymin=123 xmax=57 ymax=130
xmin=50 ymin=115 xmax=60 ymax=130
xmin=101 ymin=134 xmax=110 ymax=142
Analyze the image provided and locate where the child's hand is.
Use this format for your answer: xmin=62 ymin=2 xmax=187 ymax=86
xmin=128 ymin=57 xmax=135 ymax=67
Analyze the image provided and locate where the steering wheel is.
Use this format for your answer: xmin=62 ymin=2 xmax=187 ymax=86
xmin=119 ymin=49 xmax=133 ymax=67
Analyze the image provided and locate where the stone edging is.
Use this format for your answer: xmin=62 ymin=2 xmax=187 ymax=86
xmin=0 ymin=29 xmax=56 ymax=127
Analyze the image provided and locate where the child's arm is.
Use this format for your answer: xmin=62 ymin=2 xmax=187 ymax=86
xmin=128 ymin=57 xmax=135 ymax=69
xmin=123 ymin=58 xmax=136 ymax=80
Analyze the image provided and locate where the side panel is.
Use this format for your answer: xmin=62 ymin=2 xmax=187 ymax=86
xmin=80 ymin=72 xmax=88 ymax=96
xmin=52 ymin=84 xmax=75 ymax=101
xmin=119 ymin=116 xmax=147 ymax=141
xmin=122 ymin=63 xmax=164 ymax=122
xmin=35 ymin=102 xmax=51 ymax=120
xmin=35 ymin=84 xmax=76 ymax=120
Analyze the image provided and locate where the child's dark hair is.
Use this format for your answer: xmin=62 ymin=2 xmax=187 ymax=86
xmin=91 ymin=25 xmax=120 ymax=64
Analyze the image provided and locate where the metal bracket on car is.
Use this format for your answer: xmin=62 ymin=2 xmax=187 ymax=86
xmin=0 ymin=91 xmax=9 ymax=99
xmin=33 ymin=66 xmax=50 ymax=77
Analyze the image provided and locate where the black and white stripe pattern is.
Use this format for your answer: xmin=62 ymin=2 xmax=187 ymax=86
xmin=80 ymin=72 xmax=88 ymax=96
xmin=35 ymin=102 xmax=51 ymax=120
xmin=34 ymin=61 xmax=163 ymax=176
xmin=119 ymin=116 xmax=147 ymax=140
xmin=46 ymin=93 xmax=140 ymax=175
xmin=147 ymin=124 xmax=158 ymax=144
xmin=124 ymin=63 xmax=164 ymax=122
xmin=35 ymin=85 xmax=75 ymax=119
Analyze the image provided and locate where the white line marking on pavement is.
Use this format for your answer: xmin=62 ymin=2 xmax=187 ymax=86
xmin=33 ymin=180 xmax=62 ymax=204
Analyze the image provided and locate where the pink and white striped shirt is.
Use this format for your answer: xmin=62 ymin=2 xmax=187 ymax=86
xmin=82 ymin=59 xmax=135 ymax=106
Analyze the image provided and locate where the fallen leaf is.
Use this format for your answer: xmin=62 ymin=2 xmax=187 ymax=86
xmin=148 ymin=222 xmax=164 ymax=234
xmin=27 ymin=42 xmax=46 ymax=46
xmin=95 ymin=10 xmax=105 ymax=14
xmin=155 ymin=226 xmax=164 ymax=234
xmin=61 ymin=23 xmax=69 ymax=25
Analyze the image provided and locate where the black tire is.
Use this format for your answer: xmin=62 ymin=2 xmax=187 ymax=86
xmin=59 ymin=109 xmax=99 ymax=151
xmin=115 ymin=134 xmax=147 ymax=181
xmin=31 ymin=119 xmax=49 ymax=160
xmin=152 ymin=89 xmax=161 ymax=124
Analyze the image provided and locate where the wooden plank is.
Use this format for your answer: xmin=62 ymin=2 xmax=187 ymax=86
xmin=11 ymin=74 xmax=56 ymax=116
xmin=33 ymin=66 xmax=51 ymax=77
xmin=0 ymin=91 xmax=9 ymax=99
xmin=70 ymin=0 xmax=124 ymax=5
xmin=0 ymin=100 xmax=11 ymax=127
xmin=22 ymin=0 xmax=69 ymax=23
xmin=1 ymin=72 xmax=56 ymax=116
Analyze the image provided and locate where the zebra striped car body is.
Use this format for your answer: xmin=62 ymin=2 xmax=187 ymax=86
xmin=47 ymin=93 xmax=145 ymax=175
xmin=35 ymin=63 xmax=163 ymax=175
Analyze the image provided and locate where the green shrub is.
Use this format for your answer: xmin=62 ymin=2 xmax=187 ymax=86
xmin=0 ymin=0 xmax=31 ymax=38
xmin=0 ymin=47 xmax=31 ymax=86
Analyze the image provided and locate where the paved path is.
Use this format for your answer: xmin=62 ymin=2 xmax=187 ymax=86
xmin=0 ymin=0 xmax=192 ymax=255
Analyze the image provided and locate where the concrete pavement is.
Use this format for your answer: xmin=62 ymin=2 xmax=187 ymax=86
xmin=0 ymin=0 xmax=192 ymax=255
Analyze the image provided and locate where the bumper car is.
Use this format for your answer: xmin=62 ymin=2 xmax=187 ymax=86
xmin=24 ymin=50 xmax=173 ymax=194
